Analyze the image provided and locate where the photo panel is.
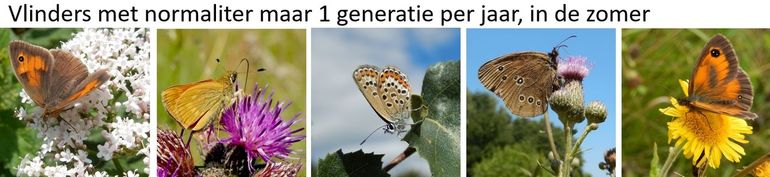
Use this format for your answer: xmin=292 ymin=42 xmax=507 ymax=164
xmin=311 ymin=28 xmax=461 ymax=177
xmin=467 ymin=29 xmax=617 ymax=177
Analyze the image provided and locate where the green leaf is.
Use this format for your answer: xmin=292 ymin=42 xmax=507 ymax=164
xmin=316 ymin=149 xmax=390 ymax=177
xmin=410 ymin=94 xmax=426 ymax=122
xmin=403 ymin=60 xmax=460 ymax=177
xmin=420 ymin=60 xmax=460 ymax=131
xmin=649 ymin=143 xmax=660 ymax=177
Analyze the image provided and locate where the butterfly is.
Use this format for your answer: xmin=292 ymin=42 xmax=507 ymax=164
xmin=677 ymin=34 xmax=757 ymax=120
xmin=8 ymin=40 xmax=110 ymax=117
xmin=353 ymin=65 xmax=412 ymax=143
xmin=477 ymin=35 xmax=575 ymax=117
xmin=162 ymin=58 xmax=262 ymax=132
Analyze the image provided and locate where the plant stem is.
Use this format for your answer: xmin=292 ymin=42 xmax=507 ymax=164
xmin=660 ymin=146 xmax=682 ymax=177
xmin=732 ymin=152 xmax=770 ymax=177
xmin=113 ymin=158 xmax=125 ymax=172
xmin=544 ymin=114 xmax=561 ymax=160
xmin=561 ymin=122 xmax=574 ymax=177
xmin=570 ymin=123 xmax=597 ymax=156
xmin=383 ymin=147 xmax=416 ymax=172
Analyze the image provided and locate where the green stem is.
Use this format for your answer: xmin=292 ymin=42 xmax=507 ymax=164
xmin=544 ymin=113 xmax=561 ymax=160
xmin=112 ymin=158 xmax=125 ymax=172
xmin=562 ymin=122 xmax=573 ymax=177
xmin=570 ymin=123 xmax=598 ymax=156
xmin=732 ymin=152 xmax=770 ymax=177
xmin=660 ymin=146 xmax=682 ymax=177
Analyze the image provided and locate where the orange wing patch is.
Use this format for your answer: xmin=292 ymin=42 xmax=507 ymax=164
xmin=16 ymin=51 xmax=48 ymax=87
xmin=379 ymin=69 xmax=410 ymax=89
xmin=63 ymin=80 xmax=102 ymax=103
xmin=691 ymin=47 xmax=735 ymax=99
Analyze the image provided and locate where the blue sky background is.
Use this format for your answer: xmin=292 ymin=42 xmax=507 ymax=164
xmin=467 ymin=29 xmax=616 ymax=176
xmin=311 ymin=28 xmax=460 ymax=176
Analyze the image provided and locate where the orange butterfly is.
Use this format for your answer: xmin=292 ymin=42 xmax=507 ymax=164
xmin=678 ymin=34 xmax=757 ymax=120
xmin=8 ymin=40 xmax=110 ymax=117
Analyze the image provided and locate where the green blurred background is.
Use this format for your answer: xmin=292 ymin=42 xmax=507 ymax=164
xmin=467 ymin=91 xmax=587 ymax=177
xmin=622 ymin=29 xmax=770 ymax=176
xmin=156 ymin=29 xmax=307 ymax=175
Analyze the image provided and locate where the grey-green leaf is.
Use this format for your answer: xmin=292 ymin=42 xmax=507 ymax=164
xmin=403 ymin=60 xmax=460 ymax=177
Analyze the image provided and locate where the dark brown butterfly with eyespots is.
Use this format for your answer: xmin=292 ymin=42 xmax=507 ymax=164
xmin=477 ymin=35 xmax=575 ymax=117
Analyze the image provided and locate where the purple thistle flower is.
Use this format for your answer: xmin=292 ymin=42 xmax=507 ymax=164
xmin=219 ymin=83 xmax=305 ymax=171
xmin=157 ymin=129 xmax=196 ymax=177
xmin=558 ymin=56 xmax=592 ymax=81
xmin=255 ymin=160 xmax=303 ymax=177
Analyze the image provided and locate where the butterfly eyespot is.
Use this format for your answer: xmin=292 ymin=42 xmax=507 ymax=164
xmin=516 ymin=78 xmax=524 ymax=85
xmin=386 ymin=103 xmax=393 ymax=107
xmin=710 ymin=49 xmax=721 ymax=57
xmin=738 ymin=95 xmax=743 ymax=99
xmin=536 ymin=100 xmax=542 ymax=106
xmin=384 ymin=88 xmax=388 ymax=92
xmin=363 ymin=86 xmax=368 ymax=89
xmin=18 ymin=56 xmax=24 ymax=62
xmin=401 ymin=89 xmax=406 ymax=94
xmin=497 ymin=66 xmax=504 ymax=71
xmin=390 ymin=93 xmax=396 ymax=97
xmin=518 ymin=95 xmax=526 ymax=102
xmin=382 ymin=95 xmax=388 ymax=100
xmin=406 ymin=96 xmax=410 ymax=100
xmin=527 ymin=97 xmax=534 ymax=104
xmin=372 ymin=92 xmax=377 ymax=96
xmin=501 ymin=75 xmax=508 ymax=81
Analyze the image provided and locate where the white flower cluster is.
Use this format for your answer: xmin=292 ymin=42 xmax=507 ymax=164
xmin=16 ymin=28 xmax=151 ymax=176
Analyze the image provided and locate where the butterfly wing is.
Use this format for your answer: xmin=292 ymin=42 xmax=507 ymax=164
xmin=8 ymin=40 xmax=55 ymax=107
xmin=162 ymin=77 xmax=234 ymax=131
xmin=377 ymin=66 xmax=412 ymax=123
xmin=44 ymin=49 xmax=110 ymax=113
xmin=688 ymin=35 xmax=756 ymax=119
xmin=353 ymin=65 xmax=393 ymax=123
xmin=478 ymin=52 xmax=558 ymax=117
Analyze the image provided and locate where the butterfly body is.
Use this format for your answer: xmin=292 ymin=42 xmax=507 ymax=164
xmin=353 ymin=65 xmax=412 ymax=134
xmin=9 ymin=40 xmax=110 ymax=117
xmin=679 ymin=34 xmax=756 ymax=120
xmin=162 ymin=71 xmax=238 ymax=131
xmin=478 ymin=48 xmax=563 ymax=118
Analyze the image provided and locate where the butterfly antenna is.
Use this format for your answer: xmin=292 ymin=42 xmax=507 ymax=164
xmin=360 ymin=124 xmax=388 ymax=145
xmin=236 ymin=58 xmax=250 ymax=88
xmin=553 ymin=35 xmax=577 ymax=52
xmin=558 ymin=35 xmax=577 ymax=46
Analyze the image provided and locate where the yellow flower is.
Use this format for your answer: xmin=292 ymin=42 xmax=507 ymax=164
xmin=754 ymin=160 xmax=770 ymax=177
xmin=659 ymin=80 xmax=753 ymax=169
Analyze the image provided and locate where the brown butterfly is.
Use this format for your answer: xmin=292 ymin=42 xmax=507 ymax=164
xmin=477 ymin=36 xmax=574 ymax=117
xmin=677 ymin=34 xmax=756 ymax=120
xmin=8 ymin=40 xmax=110 ymax=117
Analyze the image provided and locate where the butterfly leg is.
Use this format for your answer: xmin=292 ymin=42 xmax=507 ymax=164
xmin=695 ymin=111 xmax=714 ymax=131
xmin=186 ymin=133 xmax=193 ymax=148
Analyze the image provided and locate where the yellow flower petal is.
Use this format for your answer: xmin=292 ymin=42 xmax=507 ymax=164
xmin=678 ymin=79 xmax=690 ymax=97
xmin=665 ymin=108 xmax=752 ymax=168
xmin=662 ymin=79 xmax=752 ymax=169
